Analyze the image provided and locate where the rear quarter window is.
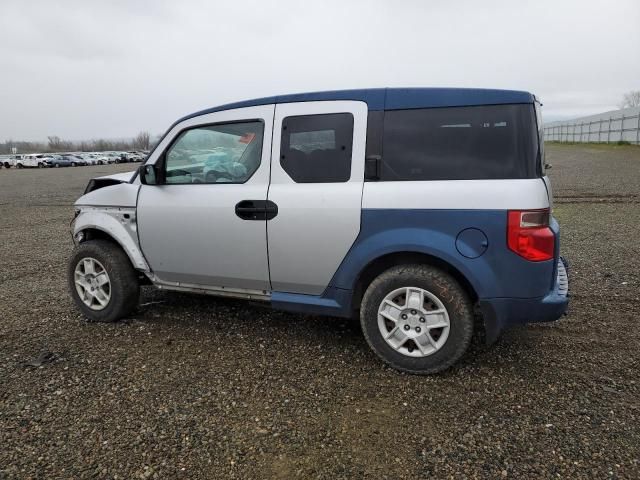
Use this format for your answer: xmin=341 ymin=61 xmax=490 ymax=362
xmin=380 ymin=104 xmax=538 ymax=181
xmin=280 ymin=113 xmax=354 ymax=183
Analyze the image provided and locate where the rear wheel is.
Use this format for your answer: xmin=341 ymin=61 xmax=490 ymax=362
xmin=71 ymin=162 xmax=77 ymax=167
xmin=68 ymin=240 xmax=140 ymax=322
xmin=38 ymin=162 xmax=44 ymax=168
xmin=16 ymin=163 xmax=23 ymax=169
xmin=360 ymin=264 xmax=474 ymax=374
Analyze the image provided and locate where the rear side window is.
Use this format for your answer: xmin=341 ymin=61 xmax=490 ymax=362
xmin=280 ymin=113 xmax=353 ymax=183
xmin=380 ymin=104 xmax=538 ymax=181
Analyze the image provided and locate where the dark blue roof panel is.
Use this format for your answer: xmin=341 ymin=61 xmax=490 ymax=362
xmin=384 ymin=88 xmax=534 ymax=110
xmin=179 ymin=88 xmax=534 ymax=123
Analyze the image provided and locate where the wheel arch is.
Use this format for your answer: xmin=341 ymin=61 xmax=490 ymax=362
xmin=76 ymin=227 xmax=134 ymax=264
xmin=351 ymin=251 xmax=480 ymax=315
xmin=74 ymin=228 xmax=153 ymax=287
xmin=73 ymin=209 xmax=149 ymax=272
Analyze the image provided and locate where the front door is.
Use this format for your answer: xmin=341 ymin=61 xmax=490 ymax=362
xmin=267 ymin=101 xmax=368 ymax=295
xmin=137 ymin=105 xmax=274 ymax=292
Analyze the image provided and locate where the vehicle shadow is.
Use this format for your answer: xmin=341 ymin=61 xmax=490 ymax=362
xmin=135 ymin=287 xmax=365 ymax=346
xmin=129 ymin=287 xmax=550 ymax=377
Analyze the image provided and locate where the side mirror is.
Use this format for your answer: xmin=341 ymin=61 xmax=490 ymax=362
xmin=139 ymin=164 xmax=158 ymax=185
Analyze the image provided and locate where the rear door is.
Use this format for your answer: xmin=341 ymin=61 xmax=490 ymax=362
xmin=267 ymin=101 xmax=368 ymax=295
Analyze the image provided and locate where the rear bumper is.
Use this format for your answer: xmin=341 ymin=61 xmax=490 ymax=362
xmin=479 ymin=258 xmax=569 ymax=343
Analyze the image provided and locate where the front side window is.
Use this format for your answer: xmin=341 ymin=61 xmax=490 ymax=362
xmin=280 ymin=113 xmax=353 ymax=183
xmin=164 ymin=120 xmax=264 ymax=184
xmin=381 ymin=104 xmax=538 ymax=181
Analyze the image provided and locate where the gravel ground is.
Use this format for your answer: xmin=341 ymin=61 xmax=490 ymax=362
xmin=1 ymin=146 xmax=639 ymax=479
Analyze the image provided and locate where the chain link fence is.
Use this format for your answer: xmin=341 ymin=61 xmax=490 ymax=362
xmin=543 ymin=106 xmax=640 ymax=144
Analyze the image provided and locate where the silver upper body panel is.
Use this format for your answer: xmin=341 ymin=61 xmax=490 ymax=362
xmin=362 ymin=178 xmax=550 ymax=210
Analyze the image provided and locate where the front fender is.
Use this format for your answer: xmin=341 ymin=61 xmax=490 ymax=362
xmin=73 ymin=207 xmax=149 ymax=272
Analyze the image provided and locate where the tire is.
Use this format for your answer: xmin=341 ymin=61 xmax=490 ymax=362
xmin=71 ymin=162 xmax=77 ymax=167
xmin=360 ymin=264 xmax=474 ymax=375
xmin=55 ymin=163 xmax=60 ymax=168
xmin=68 ymin=240 xmax=140 ymax=322
xmin=17 ymin=163 xmax=23 ymax=169
xmin=38 ymin=162 xmax=43 ymax=168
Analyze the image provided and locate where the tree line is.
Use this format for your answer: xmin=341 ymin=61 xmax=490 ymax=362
xmin=619 ymin=90 xmax=640 ymax=109
xmin=0 ymin=131 xmax=154 ymax=155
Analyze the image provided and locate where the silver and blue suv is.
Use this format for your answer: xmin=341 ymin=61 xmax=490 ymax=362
xmin=68 ymin=88 xmax=569 ymax=374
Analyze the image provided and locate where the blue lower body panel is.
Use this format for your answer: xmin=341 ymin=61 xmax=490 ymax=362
xmin=479 ymin=258 xmax=569 ymax=343
xmin=272 ymin=286 xmax=568 ymax=344
xmin=271 ymin=287 xmax=353 ymax=318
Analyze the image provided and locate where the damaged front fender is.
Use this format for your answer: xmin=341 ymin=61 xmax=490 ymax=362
xmin=72 ymin=207 xmax=150 ymax=272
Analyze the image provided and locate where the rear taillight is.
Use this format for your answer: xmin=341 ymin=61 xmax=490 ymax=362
xmin=507 ymin=209 xmax=554 ymax=261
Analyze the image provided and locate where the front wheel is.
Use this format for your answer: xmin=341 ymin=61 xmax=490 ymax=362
xmin=68 ymin=240 xmax=140 ymax=322
xmin=360 ymin=264 xmax=474 ymax=375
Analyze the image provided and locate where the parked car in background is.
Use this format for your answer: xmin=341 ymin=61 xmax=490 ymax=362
xmin=60 ymin=154 xmax=88 ymax=167
xmin=1 ymin=149 xmax=151 ymax=169
xmin=3 ymin=155 xmax=22 ymax=168
xmin=84 ymin=153 xmax=110 ymax=165
xmin=127 ymin=151 xmax=144 ymax=162
xmin=104 ymin=152 xmax=123 ymax=163
xmin=77 ymin=153 xmax=99 ymax=165
xmin=14 ymin=154 xmax=47 ymax=168
xmin=43 ymin=154 xmax=72 ymax=168
xmin=107 ymin=152 xmax=126 ymax=163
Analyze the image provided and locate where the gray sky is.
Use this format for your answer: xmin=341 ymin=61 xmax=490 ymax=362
xmin=1 ymin=0 xmax=639 ymax=141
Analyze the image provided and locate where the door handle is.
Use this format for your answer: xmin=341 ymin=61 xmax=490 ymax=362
xmin=235 ymin=200 xmax=278 ymax=221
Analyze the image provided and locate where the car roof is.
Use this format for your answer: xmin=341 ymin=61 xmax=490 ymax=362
xmin=179 ymin=87 xmax=535 ymax=124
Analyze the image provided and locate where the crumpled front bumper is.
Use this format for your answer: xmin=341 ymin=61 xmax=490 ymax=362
xmin=479 ymin=257 xmax=569 ymax=343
